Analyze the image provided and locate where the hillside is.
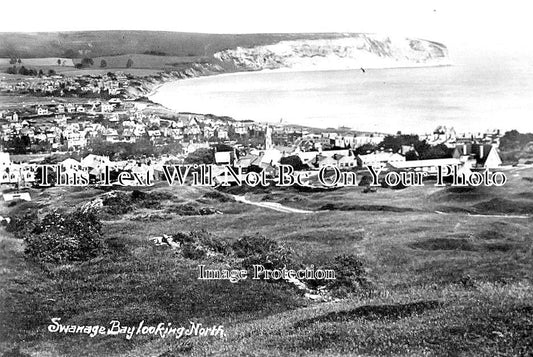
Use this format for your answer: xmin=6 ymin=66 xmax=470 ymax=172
xmin=0 ymin=31 xmax=350 ymax=58
xmin=0 ymin=31 xmax=449 ymax=72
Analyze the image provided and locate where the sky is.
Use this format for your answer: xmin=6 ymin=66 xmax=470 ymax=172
xmin=1 ymin=0 xmax=532 ymax=60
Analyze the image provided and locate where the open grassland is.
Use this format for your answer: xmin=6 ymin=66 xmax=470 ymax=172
xmin=0 ymin=168 xmax=532 ymax=356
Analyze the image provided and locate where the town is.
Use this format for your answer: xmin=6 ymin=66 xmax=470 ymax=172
xmin=0 ymin=70 xmax=530 ymax=198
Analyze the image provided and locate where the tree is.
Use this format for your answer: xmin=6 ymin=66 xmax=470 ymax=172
xmin=279 ymin=155 xmax=307 ymax=170
xmin=63 ymin=49 xmax=77 ymax=59
xmin=378 ymin=134 xmax=419 ymax=152
xmin=81 ymin=57 xmax=94 ymax=67
xmin=126 ymin=58 xmax=134 ymax=68
xmin=184 ymin=148 xmax=214 ymax=165
xmin=354 ymin=143 xmax=377 ymax=155
xmin=100 ymin=59 xmax=107 ymax=68
xmin=500 ymin=130 xmax=533 ymax=151
xmin=18 ymin=66 xmax=29 ymax=75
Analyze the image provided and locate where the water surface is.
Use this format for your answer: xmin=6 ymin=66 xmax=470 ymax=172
xmin=151 ymin=62 xmax=533 ymax=134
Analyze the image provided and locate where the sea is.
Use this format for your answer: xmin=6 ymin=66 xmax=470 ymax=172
xmin=150 ymin=57 xmax=533 ymax=134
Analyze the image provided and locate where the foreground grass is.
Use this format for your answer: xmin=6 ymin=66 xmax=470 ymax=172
xmin=1 ymin=168 xmax=532 ymax=356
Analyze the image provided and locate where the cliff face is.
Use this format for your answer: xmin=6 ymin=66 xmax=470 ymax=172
xmin=214 ymin=34 xmax=449 ymax=71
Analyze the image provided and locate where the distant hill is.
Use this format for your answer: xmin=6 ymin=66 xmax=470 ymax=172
xmin=0 ymin=31 xmax=449 ymax=72
xmin=0 ymin=31 xmax=347 ymax=58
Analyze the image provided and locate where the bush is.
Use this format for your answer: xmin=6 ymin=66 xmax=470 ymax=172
xmin=202 ymin=190 xmax=234 ymax=202
xmin=23 ymin=209 xmax=105 ymax=263
xmin=102 ymin=192 xmax=135 ymax=214
xmin=130 ymin=190 xmax=161 ymax=209
xmin=6 ymin=211 xmax=39 ymax=239
xmin=103 ymin=190 xmax=174 ymax=214
xmin=171 ymin=230 xmax=228 ymax=259
xmin=233 ymin=235 xmax=299 ymax=272
xmin=232 ymin=235 xmax=280 ymax=258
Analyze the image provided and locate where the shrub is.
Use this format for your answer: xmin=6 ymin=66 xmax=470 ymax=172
xmin=6 ymin=211 xmax=39 ymax=239
xmin=232 ymin=235 xmax=280 ymax=258
xmin=171 ymin=230 xmax=228 ymax=259
xmin=130 ymin=190 xmax=158 ymax=209
xmin=102 ymin=190 xmax=173 ymax=214
xmin=102 ymin=192 xmax=135 ymax=214
xmin=202 ymin=190 xmax=234 ymax=202
xmin=23 ymin=209 xmax=105 ymax=263
xmin=233 ymin=235 xmax=299 ymax=272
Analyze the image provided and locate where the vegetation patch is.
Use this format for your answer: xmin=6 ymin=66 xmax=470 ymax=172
xmin=306 ymin=254 xmax=373 ymax=297
xmin=294 ymin=300 xmax=441 ymax=328
xmin=320 ymin=202 xmax=416 ymax=213
xmin=409 ymin=237 xmax=476 ymax=251
xmin=23 ymin=209 xmax=105 ymax=263
xmin=5 ymin=211 xmax=39 ymax=239
xmin=473 ymin=197 xmax=533 ymax=214
xmin=101 ymin=190 xmax=176 ymax=214
xmin=170 ymin=230 xmax=229 ymax=260
xmin=201 ymin=190 xmax=234 ymax=202
xmin=232 ymin=234 xmax=300 ymax=272
xmin=165 ymin=204 xmax=221 ymax=216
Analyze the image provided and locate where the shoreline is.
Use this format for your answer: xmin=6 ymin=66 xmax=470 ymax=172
xmin=146 ymin=61 xmax=453 ymax=101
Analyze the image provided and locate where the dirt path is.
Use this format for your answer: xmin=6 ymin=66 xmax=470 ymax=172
xmin=232 ymin=195 xmax=314 ymax=214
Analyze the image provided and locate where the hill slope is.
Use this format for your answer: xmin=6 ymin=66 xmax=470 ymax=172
xmin=0 ymin=31 xmax=449 ymax=71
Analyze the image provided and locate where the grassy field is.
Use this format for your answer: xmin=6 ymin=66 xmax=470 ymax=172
xmin=0 ymin=167 xmax=532 ymax=356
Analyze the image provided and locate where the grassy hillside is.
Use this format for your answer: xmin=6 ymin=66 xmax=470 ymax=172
xmin=0 ymin=31 xmax=345 ymax=59
xmin=0 ymin=166 xmax=532 ymax=356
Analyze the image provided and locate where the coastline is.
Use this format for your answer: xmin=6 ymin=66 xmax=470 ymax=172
xmin=145 ymin=60 xmax=453 ymax=101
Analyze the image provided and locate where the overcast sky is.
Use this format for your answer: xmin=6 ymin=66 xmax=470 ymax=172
xmin=1 ymin=0 xmax=531 ymax=59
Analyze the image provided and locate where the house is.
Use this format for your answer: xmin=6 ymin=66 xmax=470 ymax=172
xmin=37 ymin=106 xmax=49 ymax=116
xmin=108 ymin=98 xmax=122 ymax=107
xmin=121 ymin=129 xmax=137 ymax=143
xmin=315 ymin=155 xmax=337 ymax=168
xmin=357 ymin=151 xmax=406 ymax=169
xmin=388 ymin=158 xmax=468 ymax=175
xmin=103 ymin=128 xmax=119 ymax=143
xmin=204 ymin=126 xmax=215 ymax=138
xmin=60 ymin=158 xmax=84 ymax=171
xmin=452 ymin=143 xmax=502 ymax=168
xmin=217 ymin=129 xmax=229 ymax=140
xmin=215 ymin=151 xmax=234 ymax=165
xmin=7 ymin=112 xmax=19 ymax=122
xmin=81 ymin=154 xmax=110 ymax=169
xmin=101 ymin=103 xmax=114 ymax=112
xmin=58 ymin=158 xmax=89 ymax=185
xmin=66 ymin=104 xmax=76 ymax=113
xmin=336 ymin=153 xmax=357 ymax=168
xmin=66 ymin=133 xmax=87 ymax=150
xmin=147 ymin=130 xmax=161 ymax=138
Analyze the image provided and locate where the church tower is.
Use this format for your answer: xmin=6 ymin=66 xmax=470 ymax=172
xmin=265 ymin=125 xmax=273 ymax=150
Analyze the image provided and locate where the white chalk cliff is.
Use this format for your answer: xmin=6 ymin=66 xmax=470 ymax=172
xmin=214 ymin=34 xmax=450 ymax=71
